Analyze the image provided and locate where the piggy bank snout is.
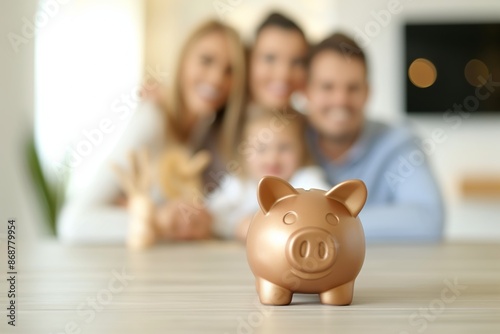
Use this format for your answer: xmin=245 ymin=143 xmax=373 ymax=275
xmin=286 ymin=227 xmax=336 ymax=275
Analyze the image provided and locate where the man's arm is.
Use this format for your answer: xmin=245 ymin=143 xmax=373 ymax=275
xmin=360 ymin=142 xmax=445 ymax=242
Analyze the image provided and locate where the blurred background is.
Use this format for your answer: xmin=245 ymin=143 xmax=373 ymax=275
xmin=1 ymin=0 xmax=499 ymax=241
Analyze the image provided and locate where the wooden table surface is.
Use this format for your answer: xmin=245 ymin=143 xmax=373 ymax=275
xmin=1 ymin=241 xmax=499 ymax=334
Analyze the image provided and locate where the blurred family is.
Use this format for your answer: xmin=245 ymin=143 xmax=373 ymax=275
xmin=58 ymin=12 xmax=444 ymax=245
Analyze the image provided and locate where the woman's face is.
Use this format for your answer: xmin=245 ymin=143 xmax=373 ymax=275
xmin=181 ymin=31 xmax=233 ymax=118
xmin=250 ymin=27 xmax=308 ymax=109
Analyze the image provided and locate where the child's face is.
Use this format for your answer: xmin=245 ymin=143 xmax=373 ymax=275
xmin=245 ymin=121 xmax=303 ymax=181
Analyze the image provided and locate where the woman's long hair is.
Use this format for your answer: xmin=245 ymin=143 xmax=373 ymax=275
xmin=161 ymin=20 xmax=246 ymax=160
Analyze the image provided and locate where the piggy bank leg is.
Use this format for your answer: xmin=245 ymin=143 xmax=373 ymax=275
xmin=319 ymin=280 xmax=355 ymax=305
xmin=256 ymin=278 xmax=292 ymax=305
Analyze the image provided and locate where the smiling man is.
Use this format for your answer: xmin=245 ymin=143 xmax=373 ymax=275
xmin=305 ymin=33 xmax=444 ymax=242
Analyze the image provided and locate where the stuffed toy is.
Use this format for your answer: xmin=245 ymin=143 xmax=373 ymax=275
xmin=157 ymin=146 xmax=211 ymax=200
xmin=113 ymin=146 xmax=211 ymax=249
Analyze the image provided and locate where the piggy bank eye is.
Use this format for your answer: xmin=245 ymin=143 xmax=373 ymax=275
xmin=326 ymin=213 xmax=339 ymax=226
xmin=283 ymin=211 xmax=297 ymax=225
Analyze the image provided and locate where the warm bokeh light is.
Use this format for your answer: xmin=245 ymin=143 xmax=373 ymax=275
xmin=464 ymin=59 xmax=490 ymax=87
xmin=408 ymin=58 xmax=437 ymax=88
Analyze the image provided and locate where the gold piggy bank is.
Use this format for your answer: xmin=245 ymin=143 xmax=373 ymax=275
xmin=246 ymin=176 xmax=367 ymax=306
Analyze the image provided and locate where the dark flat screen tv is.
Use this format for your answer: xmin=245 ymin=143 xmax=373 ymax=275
xmin=405 ymin=23 xmax=500 ymax=113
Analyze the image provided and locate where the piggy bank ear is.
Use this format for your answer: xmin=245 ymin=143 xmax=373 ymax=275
xmin=325 ymin=179 xmax=367 ymax=217
xmin=258 ymin=176 xmax=298 ymax=214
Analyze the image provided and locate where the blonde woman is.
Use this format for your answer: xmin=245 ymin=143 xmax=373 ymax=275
xmin=58 ymin=20 xmax=246 ymax=244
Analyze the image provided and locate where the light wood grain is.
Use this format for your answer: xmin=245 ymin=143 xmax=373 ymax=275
xmin=1 ymin=241 xmax=499 ymax=334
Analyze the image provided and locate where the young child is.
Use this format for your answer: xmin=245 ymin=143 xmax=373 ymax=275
xmin=206 ymin=104 xmax=330 ymax=241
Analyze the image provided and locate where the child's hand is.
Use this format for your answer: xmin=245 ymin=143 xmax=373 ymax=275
xmin=155 ymin=201 xmax=213 ymax=241
xmin=112 ymin=149 xmax=156 ymax=249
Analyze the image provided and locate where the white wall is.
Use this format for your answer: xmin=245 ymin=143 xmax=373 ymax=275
xmin=0 ymin=0 xmax=39 ymax=239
